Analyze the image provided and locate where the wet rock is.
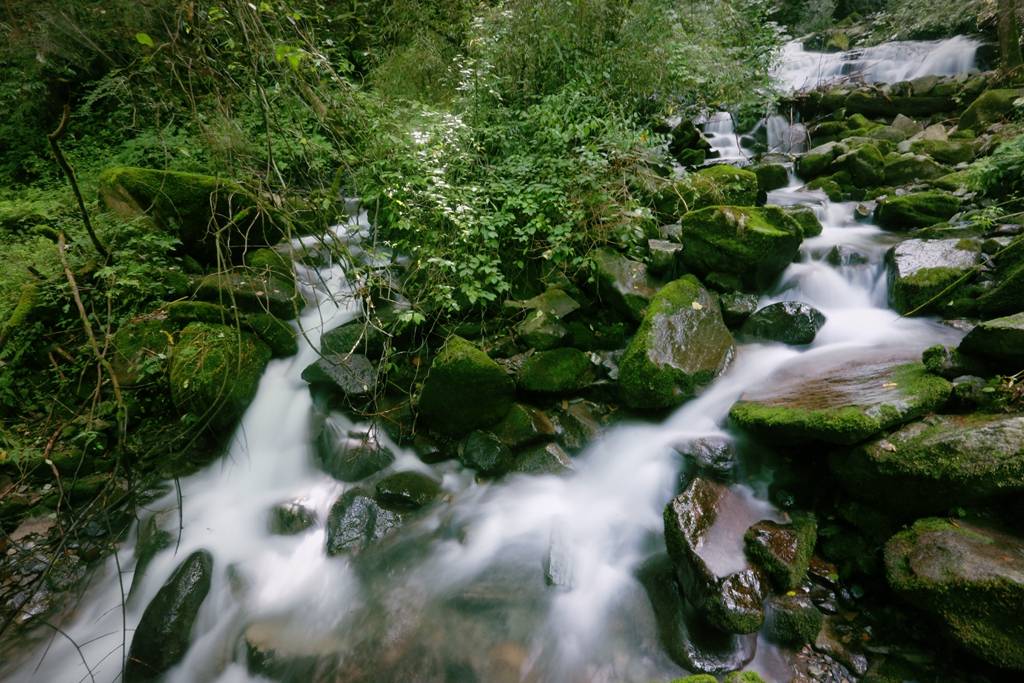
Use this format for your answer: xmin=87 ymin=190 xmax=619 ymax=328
xmin=885 ymin=238 xmax=979 ymax=315
xmin=245 ymin=313 xmax=298 ymax=358
xmin=744 ymin=514 xmax=817 ymax=591
xmin=884 ymin=518 xmax=1024 ymax=670
xmin=883 ymin=153 xmax=950 ymax=185
xmin=753 ymin=163 xmax=789 ymax=193
xmin=664 ymin=478 xmax=769 ymax=634
xmin=668 ymin=119 xmax=713 ymax=161
xmin=516 ymin=287 xmax=580 ymax=319
xmin=831 ymin=414 xmax=1024 ymax=516
xmin=958 ymin=88 xmax=1024 ymax=132
xmin=511 ymin=442 xmax=572 ymax=475
xmin=874 ymin=191 xmax=961 ymax=230
xmin=782 ymin=205 xmax=824 ymax=238
xmin=908 ymin=138 xmax=975 ymax=165
xmin=831 ymin=143 xmax=884 ymax=188
xmin=243 ymin=619 xmax=338 ymax=682
xmin=169 ymin=323 xmax=271 ymax=433
xmin=729 ymin=353 xmax=951 ymax=445
xmin=796 ymin=142 xmax=842 ymax=180
xmin=543 ymin=528 xmax=575 ymax=589
xmin=719 ymin=292 xmax=760 ymax=329
xmin=637 ymin=554 xmax=757 ymax=674
xmin=813 ymin=617 xmax=869 ymax=677
xmin=195 ymin=267 xmax=303 ymax=320
xmin=765 ymin=592 xmax=823 ymax=646
xmin=320 ymin=318 xmax=388 ymax=360
xmin=129 ymin=514 xmax=172 ymax=599
xmin=459 ymin=430 xmax=514 ymax=476
xmin=491 ymin=403 xmax=558 ymax=449
xmin=958 ymin=312 xmax=1024 ymax=367
xmin=375 ymin=471 xmax=442 ymax=511
xmin=619 ymin=276 xmax=735 ymax=410
xmin=516 ymin=310 xmax=568 ymax=350
xmin=826 ymin=245 xmax=869 ymax=267
xmin=325 ymin=489 xmax=401 ymax=556
xmin=739 ymin=302 xmax=826 ymax=345
xmin=125 ymin=550 xmax=213 ymax=683
xmin=268 ymin=500 xmax=317 ymax=535
xmin=301 ymin=353 xmax=377 ymax=397
xmin=591 ymin=248 xmax=657 ymax=322
xmin=979 ymin=259 xmax=1024 ymax=317
xmin=921 ymin=344 xmax=987 ymax=379
xmin=517 ymin=348 xmax=595 ymax=394
xmin=674 ymin=436 xmax=737 ymax=480
xmin=679 ymin=206 xmax=804 ymax=291
xmin=647 ymin=239 xmax=685 ymax=276
xmin=315 ymin=422 xmax=395 ymax=482
xmin=550 ymin=399 xmax=608 ymax=452
xmin=418 ymin=336 xmax=514 ymax=436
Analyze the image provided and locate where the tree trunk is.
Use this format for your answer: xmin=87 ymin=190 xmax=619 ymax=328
xmin=999 ymin=0 xmax=1023 ymax=71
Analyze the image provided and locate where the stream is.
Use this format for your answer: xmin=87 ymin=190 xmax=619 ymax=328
xmin=3 ymin=34 xmax=982 ymax=683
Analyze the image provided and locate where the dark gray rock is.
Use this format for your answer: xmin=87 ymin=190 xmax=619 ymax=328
xmin=315 ymin=422 xmax=395 ymax=482
xmin=739 ymin=302 xmax=826 ymax=345
xmin=325 ymin=489 xmax=401 ymax=556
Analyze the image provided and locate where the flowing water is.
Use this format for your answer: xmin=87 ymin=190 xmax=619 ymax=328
xmin=3 ymin=36 xmax=979 ymax=683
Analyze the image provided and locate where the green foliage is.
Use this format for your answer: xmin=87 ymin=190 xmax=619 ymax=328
xmin=971 ymin=132 xmax=1024 ymax=197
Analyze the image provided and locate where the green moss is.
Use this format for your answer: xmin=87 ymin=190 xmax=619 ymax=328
xmin=806 ymin=175 xmax=845 ymax=201
xmin=796 ymin=142 xmax=841 ymax=180
xmin=766 ymin=596 xmax=823 ymax=646
xmin=744 ymin=513 xmax=817 ymax=591
xmin=890 ymin=265 xmax=971 ymax=315
xmin=0 ymin=281 xmax=38 ymax=341
xmin=875 ymin=191 xmax=961 ymax=230
xmin=166 ymin=301 xmax=234 ymax=326
xmin=195 ymin=267 xmax=301 ymax=319
xmin=979 ymin=261 xmax=1024 ymax=317
xmin=169 ymin=322 xmax=271 ymax=433
xmin=244 ymin=313 xmax=298 ymax=358
xmin=909 ymin=139 xmax=975 ymax=165
xmin=683 ymin=164 xmax=759 ymax=211
xmin=833 ymin=143 xmax=884 ymax=188
xmin=958 ymin=88 xmax=1024 ymax=132
xmin=517 ymin=348 xmax=594 ymax=393
xmin=418 ymin=336 xmax=514 ymax=436
xmin=782 ymin=206 xmax=823 ymax=238
xmin=752 ymin=163 xmax=789 ymax=193
xmin=619 ymin=275 xmax=734 ymax=410
xmin=724 ymin=673 xmax=767 ymax=683
xmin=668 ymin=676 xmax=717 ymax=683
xmin=244 ymin=247 xmax=293 ymax=279
xmin=111 ymin=319 xmax=171 ymax=386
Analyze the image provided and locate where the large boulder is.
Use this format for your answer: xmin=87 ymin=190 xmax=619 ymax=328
xmin=959 ymin=312 xmax=1024 ymax=367
xmin=591 ymin=248 xmax=657 ymax=322
xmin=679 ymin=206 xmax=804 ymax=291
xmin=417 ymin=336 xmax=514 ymax=435
xmin=874 ymin=191 xmax=961 ymax=230
xmin=832 ymin=414 xmax=1024 ymax=516
xmin=739 ymin=302 xmax=826 ymax=345
xmin=125 ymin=550 xmax=213 ymax=683
xmin=678 ymin=165 xmax=760 ymax=213
xmin=796 ymin=142 xmax=842 ymax=180
xmin=958 ymin=88 xmax=1024 ymax=132
xmin=619 ymin=276 xmax=735 ymax=410
xmin=831 ymin=143 xmax=884 ymax=188
xmin=885 ymin=518 xmax=1024 ymax=670
xmin=169 ymin=323 xmax=271 ymax=434
xmin=885 ymin=238 xmax=980 ymax=315
xmin=729 ymin=353 xmax=951 ymax=446
xmin=664 ymin=478 xmax=770 ymax=634
xmin=637 ymin=554 xmax=757 ymax=674
xmin=883 ymin=153 xmax=949 ymax=185
xmin=98 ymin=167 xmax=281 ymax=265
xmin=908 ymin=139 xmax=975 ymax=165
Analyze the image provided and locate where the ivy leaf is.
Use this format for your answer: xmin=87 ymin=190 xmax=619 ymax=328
xmin=134 ymin=32 xmax=154 ymax=47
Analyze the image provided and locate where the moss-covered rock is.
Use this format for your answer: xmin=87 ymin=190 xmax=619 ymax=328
xmin=517 ymin=348 xmax=595 ymax=394
xmin=165 ymin=300 xmax=233 ymax=326
xmin=958 ymin=88 xmax=1024 ymax=132
xmin=98 ymin=166 xmax=281 ymax=264
xmin=591 ymin=248 xmax=657 ymax=322
xmin=739 ymin=302 xmax=826 ymax=345
xmin=752 ymin=163 xmax=789 ymax=193
xmin=885 ymin=238 xmax=979 ymax=315
xmin=959 ymin=312 xmax=1024 ymax=367
xmin=418 ymin=336 xmax=514 ymax=436
xmin=244 ymin=312 xmax=297 ymax=357
xmin=885 ymin=518 xmax=1024 ymax=670
xmin=729 ymin=357 xmax=951 ymax=445
xmin=679 ymin=206 xmax=803 ymax=291
xmin=301 ymin=353 xmax=377 ymax=398
xmin=491 ymin=403 xmax=558 ymax=449
xmin=831 ymin=143 xmax=884 ymax=188
xmin=883 ymin=153 xmax=949 ymax=186
xmin=723 ymin=672 xmax=767 ymax=683
xmin=125 ymin=550 xmax=213 ymax=683
xmin=244 ymin=247 xmax=293 ymax=279
xmin=169 ymin=322 xmax=271 ymax=433
xmin=314 ymin=422 xmax=393 ymax=482
xmin=375 ymin=471 xmax=442 ymax=510
xmin=458 ymin=430 xmax=514 ymax=475
xmin=511 ymin=442 xmax=573 ymax=475
xmin=978 ymin=261 xmax=1024 ymax=317
xmin=680 ymin=164 xmax=760 ymax=213
xmin=764 ymin=593 xmax=823 ymax=646
xmin=111 ymin=319 xmax=171 ymax=387
xmin=796 ymin=142 xmax=843 ymax=180
xmin=908 ymin=139 xmax=975 ymax=165
xmin=195 ymin=267 xmax=303 ymax=320
xmin=619 ymin=276 xmax=735 ymax=410
xmin=744 ymin=513 xmax=817 ymax=591
xmin=832 ymin=414 xmax=1024 ymax=517
xmin=781 ymin=205 xmax=823 ymax=238
xmin=874 ymin=191 xmax=961 ymax=230
xmin=806 ymin=175 xmax=846 ymax=201
xmin=321 ymin=317 xmax=389 ymax=359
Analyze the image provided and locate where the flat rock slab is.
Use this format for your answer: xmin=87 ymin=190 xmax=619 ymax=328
xmin=729 ymin=351 xmax=951 ymax=446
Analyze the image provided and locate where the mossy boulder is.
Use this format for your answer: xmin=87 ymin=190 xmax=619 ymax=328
xmin=677 ymin=164 xmax=760 ymax=214
xmin=98 ymin=166 xmax=281 ymax=264
xmin=244 ymin=313 xmax=297 ymax=357
xmin=885 ymin=238 xmax=980 ymax=315
xmin=195 ymin=267 xmax=302 ymax=320
xmin=764 ymin=593 xmax=823 ymax=646
xmin=831 ymin=143 xmax=884 ymax=188
xmin=874 ymin=191 xmax=961 ymax=230
xmin=723 ymin=672 xmax=767 ymax=683
xmin=959 ymin=312 xmax=1024 ymax=367
xmin=374 ymin=471 xmax=442 ymax=511
xmin=679 ymin=206 xmax=804 ymax=291
xmin=781 ymin=205 xmax=823 ymax=238
xmin=883 ymin=153 xmax=949 ymax=186
xmin=301 ymin=353 xmax=377 ymax=398
xmin=517 ymin=348 xmax=595 ymax=394
xmin=418 ymin=336 xmax=514 ymax=436
xmin=908 ymin=139 xmax=975 ymax=165
xmin=958 ymin=88 xmax=1024 ymax=132
xmin=729 ymin=356 xmax=951 ymax=445
xmin=591 ymin=248 xmax=657 ymax=322
xmin=169 ymin=323 xmax=271 ymax=433
xmin=321 ymin=317 xmax=389 ymax=359
xmin=796 ymin=142 xmax=842 ymax=180
xmin=832 ymin=414 xmax=1024 ymax=517
xmin=125 ymin=550 xmax=213 ymax=683
xmin=739 ymin=302 xmax=826 ymax=345
xmin=744 ymin=513 xmax=817 ymax=591
xmin=978 ymin=262 xmax=1024 ymax=317
xmin=752 ymin=163 xmax=789 ymax=193
xmin=885 ymin=518 xmax=1024 ymax=670
xmin=619 ymin=276 xmax=735 ymax=410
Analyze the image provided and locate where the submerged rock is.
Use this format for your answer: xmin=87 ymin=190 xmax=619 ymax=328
xmin=619 ymin=276 xmax=735 ymax=410
xmin=637 ymin=554 xmax=757 ymax=674
xmin=874 ymin=191 xmax=961 ymax=230
xmin=958 ymin=312 xmax=1024 ymax=367
xmin=664 ymin=478 xmax=769 ymax=634
xmin=315 ymin=423 xmax=395 ymax=482
xmin=885 ymin=238 xmax=979 ymax=315
xmin=885 ymin=518 xmax=1024 ymax=670
xmin=743 ymin=514 xmax=817 ymax=591
xmin=268 ymin=501 xmax=317 ymax=535
xmin=126 ymin=550 xmax=213 ymax=683
xmin=679 ymin=206 xmax=804 ymax=291
xmin=729 ymin=354 xmax=951 ymax=445
xmin=739 ymin=302 xmax=826 ymax=345
xmin=374 ymin=471 xmax=442 ymax=511
xmin=832 ymin=414 xmax=1024 ymax=516
xmin=325 ymin=489 xmax=401 ymax=556
xmin=417 ymin=336 xmax=514 ymax=436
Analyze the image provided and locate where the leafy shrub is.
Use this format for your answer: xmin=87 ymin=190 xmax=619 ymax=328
xmin=971 ymin=132 xmax=1024 ymax=197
